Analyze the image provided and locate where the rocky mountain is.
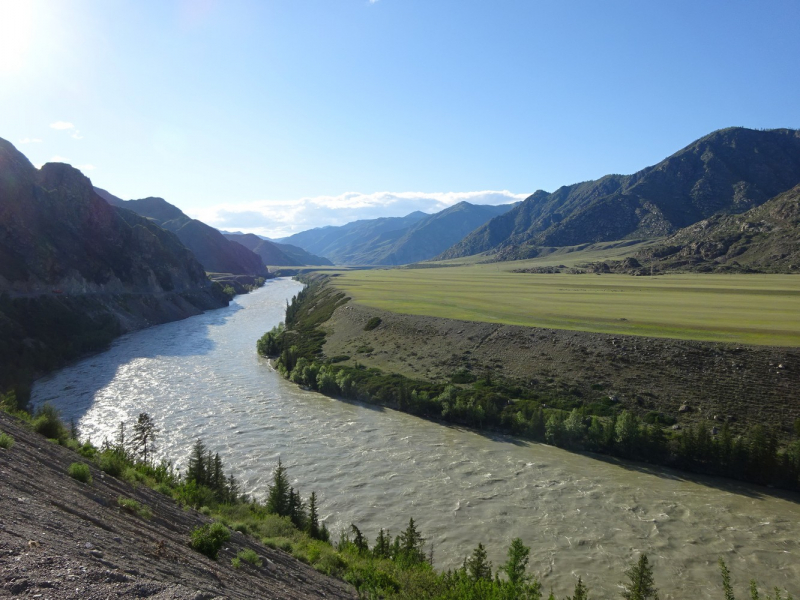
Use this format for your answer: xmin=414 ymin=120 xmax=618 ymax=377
xmin=631 ymin=183 xmax=800 ymax=273
xmin=440 ymin=128 xmax=800 ymax=260
xmin=223 ymin=233 xmax=333 ymax=266
xmin=0 ymin=138 xmax=228 ymax=393
xmin=96 ymin=189 xmax=268 ymax=276
xmin=279 ymin=203 xmax=514 ymax=265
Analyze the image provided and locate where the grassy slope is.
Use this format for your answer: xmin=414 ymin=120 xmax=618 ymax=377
xmin=331 ymin=267 xmax=800 ymax=347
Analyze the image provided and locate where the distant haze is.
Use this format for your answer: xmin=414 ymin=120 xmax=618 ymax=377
xmin=189 ymin=190 xmax=527 ymax=239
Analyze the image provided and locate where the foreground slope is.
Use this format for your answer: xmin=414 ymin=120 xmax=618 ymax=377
xmin=634 ymin=183 xmax=800 ymax=273
xmin=0 ymin=138 xmax=228 ymax=392
xmin=96 ymin=189 xmax=268 ymax=277
xmin=0 ymin=411 xmax=356 ymax=599
xmin=441 ymin=127 xmax=800 ymax=259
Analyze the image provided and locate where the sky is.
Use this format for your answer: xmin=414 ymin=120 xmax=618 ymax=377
xmin=1 ymin=0 xmax=799 ymax=238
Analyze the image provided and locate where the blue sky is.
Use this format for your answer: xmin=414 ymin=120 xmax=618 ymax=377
xmin=2 ymin=0 xmax=799 ymax=237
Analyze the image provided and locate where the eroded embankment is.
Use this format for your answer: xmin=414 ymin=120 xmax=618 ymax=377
xmin=322 ymin=289 xmax=800 ymax=437
xmin=0 ymin=411 xmax=356 ymax=600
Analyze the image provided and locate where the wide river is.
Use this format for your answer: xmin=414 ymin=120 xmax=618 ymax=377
xmin=32 ymin=278 xmax=800 ymax=598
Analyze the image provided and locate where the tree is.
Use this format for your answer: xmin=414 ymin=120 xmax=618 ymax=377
xmin=501 ymin=538 xmax=530 ymax=587
xmin=466 ymin=542 xmax=492 ymax=581
xmin=266 ymin=458 xmax=291 ymax=517
xmin=186 ymin=439 xmax=208 ymax=485
xmin=350 ymin=524 xmax=369 ymax=554
xmin=719 ymin=558 xmax=734 ymax=600
xmin=373 ymin=529 xmax=391 ymax=559
xmin=569 ymin=576 xmax=589 ymax=600
xmin=307 ymin=491 xmax=320 ymax=539
xmin=130 ymin=413 xmax=159 ymax=464
xmin=397 ymin=518 xmax=425 ymax=565
xmin=621 ymin=554 xmax=659 ymax=600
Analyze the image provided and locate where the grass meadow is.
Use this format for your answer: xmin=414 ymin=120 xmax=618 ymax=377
xmin=331 ymin=267 xmax=800 ymax=347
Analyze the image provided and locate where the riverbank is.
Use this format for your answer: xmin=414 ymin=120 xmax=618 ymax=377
xmin=262 ymin=275 xmax=800 ymax=492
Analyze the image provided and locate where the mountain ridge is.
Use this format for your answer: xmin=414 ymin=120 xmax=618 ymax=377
xmin=439 ymin=127 xmax=800 ymax=260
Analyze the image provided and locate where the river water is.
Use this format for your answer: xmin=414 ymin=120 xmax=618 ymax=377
xmin=32 ymin=278 xmax=800 ymax=598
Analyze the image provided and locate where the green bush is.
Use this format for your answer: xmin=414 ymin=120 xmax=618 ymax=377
xmin=32 ymin=403 xmax=65 ymax=440
xmin=97 ymin=450 xmax=127 ymax=477
xmin=236 ymin=548 xmax=262 ymax=567
xmin=190 ymin=522 xmax=230 ymax=560
xmin=117 ymin=496 xmax=153 ymax=519
xmin=0 ymin=432 xmax=14 ymax=449
xmin=68 ymin=462 xmax=92 ymax=483
xmin=363 ymin=317 xmax=382 ymax=331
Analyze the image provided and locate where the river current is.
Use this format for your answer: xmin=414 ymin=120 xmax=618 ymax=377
xmin=32 ymin=278 xmax=800 ymax=598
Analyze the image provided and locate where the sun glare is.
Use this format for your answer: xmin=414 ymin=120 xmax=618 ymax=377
xmin=0 ymin=0 xmax=34 ymax=72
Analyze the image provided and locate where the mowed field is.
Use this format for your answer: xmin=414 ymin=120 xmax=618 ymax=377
xmin=330 ymin=268 xmax=800 ymax=347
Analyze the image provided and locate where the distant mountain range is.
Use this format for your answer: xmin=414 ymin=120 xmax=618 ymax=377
xmin=95 ymin=189 xmax=268 ymax=276
xmin=279 ymin=202 xmax=515 ymax=265
xmin=439 ymin=128 xmax=800 ymax=260
xmin=222 ymin=233 xmax=333 ymax=266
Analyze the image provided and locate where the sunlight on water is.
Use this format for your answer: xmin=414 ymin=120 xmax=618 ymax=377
xmin=32 ymin=278 xmax=800 ymax=598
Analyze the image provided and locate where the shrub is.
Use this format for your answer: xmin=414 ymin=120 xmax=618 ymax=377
xmin=32 ymin=403 xmax=65 ymax=440
xmin=231 ymin=522 xmax=250 ymax=535
xmin=364 ymin=317 xmax=381 ymax=331
xmin=117 ymin=496 xmax=152 ymax=519
xmin=68 ymin=462 xmax=92 ymax=483
xmin=97 ymin=450 xmax=126 ymax=477
xmin=236 ymin=548 xmax=262 ymax=567
xmin=190 ymin=522 xmax=230 ymax=560
xmin=0 ymin=432 xmax=14 ymax=449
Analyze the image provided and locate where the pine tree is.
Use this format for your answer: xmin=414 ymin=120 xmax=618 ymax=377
xmin=719 ymin=558 xmax=735 ymax=600
xmin=130 ymin=412 xmax=159 ymax=464
xmin=373 ymin=529 xmax=391 ymax=559
xmin=306 ymin=491 xmax=320 ymax=539
xmin=501 ymin=537 xmax=531 ymax=587
xmin=398 ymin=518 xmax=425 ymax=565
xmin=226 ymin=474 xmax=240 ymax=503
xmin=466 ymin=542 xmax=492 ymax=581
xmin=186 ymin=439 xmax=208 ymax=486
xmin=211 ymin=452 xmax=224 ymax=493
xmin=350 ymin=524 xmax=368 ymax=554
xmin=621 ymin=554 xmax=659 ymax=600
xmin=266 ymin=458 xmax=291 ymax=517
xmin=569 ymin=576 xmax=589 ymax=600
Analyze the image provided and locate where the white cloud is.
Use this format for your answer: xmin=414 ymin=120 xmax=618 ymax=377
xmin=50 ymin=121 xmax=75 ymax=130
xmin=189 ymin=190 xmax=528 ymax=239
xmin=18 ymin=137 xmax=42 ymax=144
xmin=71 ymin=131 xmax=83 ymax=140
xmin=49 ymin=155 xmax=69 ymax=163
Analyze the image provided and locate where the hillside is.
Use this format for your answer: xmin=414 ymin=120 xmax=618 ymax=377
xmin=96 ymin=189 xmax=268 ymax=277
xmin=223 ymin=233 xmax=333 ymax=266
xmin=279 ymin=203 xmax=514 ymax=265
xmin=632 ymin=183 xmax=800 ymax=273
xmin=0 ymin=138 xmax=229 ymax=394
xmin=0 ymin=411 xmax=356 ymax=599
xmin=440 ymin=127 xmax=800 ymax=259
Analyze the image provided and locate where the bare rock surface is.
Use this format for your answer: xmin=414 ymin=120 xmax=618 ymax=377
xmin=0 ymin=412 xmax=356 ymax=600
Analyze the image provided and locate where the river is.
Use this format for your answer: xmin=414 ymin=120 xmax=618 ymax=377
xmin=31 ymin=278 xmax=800 ymax=598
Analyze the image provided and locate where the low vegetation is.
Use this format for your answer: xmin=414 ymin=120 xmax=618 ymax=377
xmin=190 ymin=522 xmax=231 ymax=560
xmin=0 ymin=431 xmax=14 ymax=449
xmin=117 ymin=496 xmax=153 ymax=520
xmin=67 ymin=462 xmax=92 ymax=483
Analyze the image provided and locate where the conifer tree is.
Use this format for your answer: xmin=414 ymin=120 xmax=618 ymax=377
xmin=466 ymin=542 xmax=492 ymax=581
xmin=267 ymin=458 xmax=291 ymax=517
xmin=502 ymin=537 xmax=531 ymax=587
xmin=569 ymin=576 xmax=589 ymax=600
xmin=621 ymin=554 xmax=659 ymax=600
xmin=373 ymin=529 xmax=391 ymax=559
xmin=186 ymin=439 xmax=208 ymax=485
xmin=307 ymin=491 xmax=320 ymax=539
xmin=131 ymin=412 xmax=159 ymax=464
xmin=398 ymin=518 xmax=425 ymax=565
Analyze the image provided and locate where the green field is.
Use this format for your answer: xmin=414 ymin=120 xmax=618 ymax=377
xmin=331 ymin=267 xmax=800 ymax=347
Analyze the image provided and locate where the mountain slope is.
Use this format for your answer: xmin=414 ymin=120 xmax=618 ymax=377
xmin=441 ymin=127 xmax=800 ymax=259
xmin=634 ymin=183 xmax=800 ymax=273
xmin=0 ymin=138 xmax=228 ymax=392
xmin=278 ymin=212 xmax=428 ymax=264
xmin=98 ymin=191 xmax=268 ymax=276
xmin=279 ymin=203 xmax=514 ymax=265
xmin=223 ymin=233 xmax=333 ymax=266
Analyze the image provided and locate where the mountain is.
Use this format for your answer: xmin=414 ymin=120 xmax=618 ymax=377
xmin=631 ymin=183 xmax=800 ymax=273
xmin=278 ymin=203 xmax=514 ymax=265
xmin=440 ymin=128 xmax=800 ymax=260
xmin=96 ymin=190 xmax=268 ymax=276
xmin=223 ymin=233 xmax=333 ymax=266
xmin=0 ymin=138 xmax=228 ymax=393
